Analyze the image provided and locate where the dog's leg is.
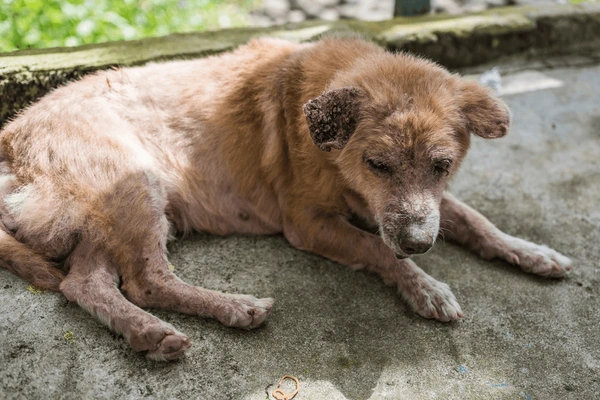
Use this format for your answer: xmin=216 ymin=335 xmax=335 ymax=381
xmin=60 ymin=244 xmax=192 ymax=361
xmin=122 ymin=265 xmax=273 ymax=329
xmin=284 ymin=216 xmax=462 ymax=322
xmin=93 ymin=170 xmax=273 ymax=330
xmin=118 ymin=216 xmax=273 ymax=330
xmin=440 ymin=192 xmax=572 ymax=277
xmin=121 ymin=263 xmax=273 ymax=329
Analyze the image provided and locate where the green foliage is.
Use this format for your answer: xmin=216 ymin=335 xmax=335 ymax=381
xmin=0 ymin=0 xmax=258 ymax=52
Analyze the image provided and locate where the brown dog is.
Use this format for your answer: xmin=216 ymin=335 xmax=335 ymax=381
xmin=0 ymin=37 xmax=572 ymax=360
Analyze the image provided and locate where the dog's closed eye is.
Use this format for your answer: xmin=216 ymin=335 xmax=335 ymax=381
xmin=365 ymin=157 xmax=393 ymax=175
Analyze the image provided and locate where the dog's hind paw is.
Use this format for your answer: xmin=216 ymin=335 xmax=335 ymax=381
xmin=501 ymin=236 xmax=573 ymax=278
xmin=216 ymin=294 xmax=274 ymax=329
xmin=146 ymin=330 xmax=192 ymax=361
xmin=401 ymin=275 xmax=463 ymax=322
xmin=128 ymin=322 xmax=191 ymax=361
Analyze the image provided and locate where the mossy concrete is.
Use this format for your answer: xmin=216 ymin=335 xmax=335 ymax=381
xmin=0 ymin=22 xmax=337 ymax=126
xmin=378 ymin=14 xmax=536 ymax=46
xmin=2 ymin=3 xmax=600 ymax=126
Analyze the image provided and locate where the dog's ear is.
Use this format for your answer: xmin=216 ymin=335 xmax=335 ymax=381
xmin=302 ymin=87 xmax=364 ymax=151
xmin=456 ymin=80 xmax=510 ymax=139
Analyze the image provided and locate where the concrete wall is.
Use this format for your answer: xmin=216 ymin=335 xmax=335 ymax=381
xmin=1 ymin=3 xmax=600 ymax=126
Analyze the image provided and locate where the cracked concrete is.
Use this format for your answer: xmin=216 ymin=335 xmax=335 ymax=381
xmin=0 ymin=57 xmax=599 ymax=399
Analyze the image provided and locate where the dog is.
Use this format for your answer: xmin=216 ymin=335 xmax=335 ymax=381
xmin=0 ymin=37 xmax=572 ymax=360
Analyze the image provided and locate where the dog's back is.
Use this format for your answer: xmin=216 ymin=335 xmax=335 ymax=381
xmin=0 ymin=38 xmax=308 ymax=289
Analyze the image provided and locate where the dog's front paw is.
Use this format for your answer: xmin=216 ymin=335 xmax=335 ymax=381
xmin=501 ymin=236 xmax=573 ymax=278
xmin=401 ymin=275 xmax=463 ymax=322
xmin=216 ymin=294 xmax=274 ymax=329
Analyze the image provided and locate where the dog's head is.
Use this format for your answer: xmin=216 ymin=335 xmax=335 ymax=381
xmin=302 ymin=54 xmax=510 ymax=258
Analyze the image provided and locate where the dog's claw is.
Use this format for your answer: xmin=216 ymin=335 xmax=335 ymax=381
xmin=127 ymin=322 xmax=191 ymax=361
xmin=401 ymin=275 xmax=463 ymax=322
xmin=216 ymin=294 xmax=274 ymax=329
xmin=146 ymin=332 xmax=192 ymax=361
xmin=500 ymin=237 xmax=573 ymax=278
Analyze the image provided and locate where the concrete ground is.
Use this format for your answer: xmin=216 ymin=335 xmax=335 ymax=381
xmin=1 ymin=56 xmax=599 ymax=400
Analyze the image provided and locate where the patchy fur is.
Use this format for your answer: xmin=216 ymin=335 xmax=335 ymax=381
xmin=0 ymin=37 xmax=571 ymax=360
xmin=303 ymin=87 xmax=363 ymax=151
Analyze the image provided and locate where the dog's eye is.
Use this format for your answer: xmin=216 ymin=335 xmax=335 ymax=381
xmin=434 ymin=159 xmax=452 ymax=175
xmin=366 ymin=158 xmax=392 ymax=174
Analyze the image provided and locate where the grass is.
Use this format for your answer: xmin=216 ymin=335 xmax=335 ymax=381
xmin=0 ymin=0 xmax=259 ymax=53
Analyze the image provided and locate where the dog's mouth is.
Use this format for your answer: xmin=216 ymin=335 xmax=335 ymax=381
xmin=380 ymin=230 xmax=410 ymax=259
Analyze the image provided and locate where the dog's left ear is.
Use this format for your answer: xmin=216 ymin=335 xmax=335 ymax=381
xmin=456 ymin=80 xmax=510 ymax=139
xmin=302 ymin=87 xmax=364 ymax=151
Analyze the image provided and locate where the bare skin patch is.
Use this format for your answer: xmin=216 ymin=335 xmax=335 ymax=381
xmin=303 ymin=87 xmax=363 ymax=151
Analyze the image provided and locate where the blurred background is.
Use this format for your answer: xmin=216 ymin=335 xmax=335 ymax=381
xmin=0 ymin=0 xmax=582 ymax=53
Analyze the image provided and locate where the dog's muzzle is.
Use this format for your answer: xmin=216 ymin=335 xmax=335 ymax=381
xmin=382 ymin=211 xmax=440 ymax=258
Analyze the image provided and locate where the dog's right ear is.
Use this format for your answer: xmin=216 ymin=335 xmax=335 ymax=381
xmin=302 ymin=87 xmax=364 ymax=152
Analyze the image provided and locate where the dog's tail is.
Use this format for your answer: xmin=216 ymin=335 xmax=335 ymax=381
xmin=0 ymin=228 xmax=65 ymax=291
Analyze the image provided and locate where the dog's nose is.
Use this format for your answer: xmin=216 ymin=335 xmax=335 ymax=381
xmin=400 ymin=241 xmax=432 ymax=255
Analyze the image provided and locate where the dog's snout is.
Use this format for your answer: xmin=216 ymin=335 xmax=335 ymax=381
xmin=400 ymin=241 xmax=433 ymax=255
xmin=384 ymin=212 xmax=439 ymax=256
xmin=380 ymin=206 xmax=441 ymax=257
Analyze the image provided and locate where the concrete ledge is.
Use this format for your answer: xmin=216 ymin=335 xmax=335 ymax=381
xmin=378 ymin=14 xmax=537 ymax=47
xmin=2 ymin=3 xmax=600 ymax=125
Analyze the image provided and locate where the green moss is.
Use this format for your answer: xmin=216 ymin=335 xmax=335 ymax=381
xmin=2 ymin=4 xmax=600 ymax=127
xmin=26 ymin=284 xmax=45 ymax=295
xmin=337 ymin=356 xmax=360 ymax=369
xmin=63 ymin=331 xmax=75 ymax=343
xmin=270 ymin=24 xmax=335 ymax=42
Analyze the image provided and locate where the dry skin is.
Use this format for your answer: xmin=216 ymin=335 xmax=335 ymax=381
xmin=0 ymin=38 xmax=572 ymax=360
